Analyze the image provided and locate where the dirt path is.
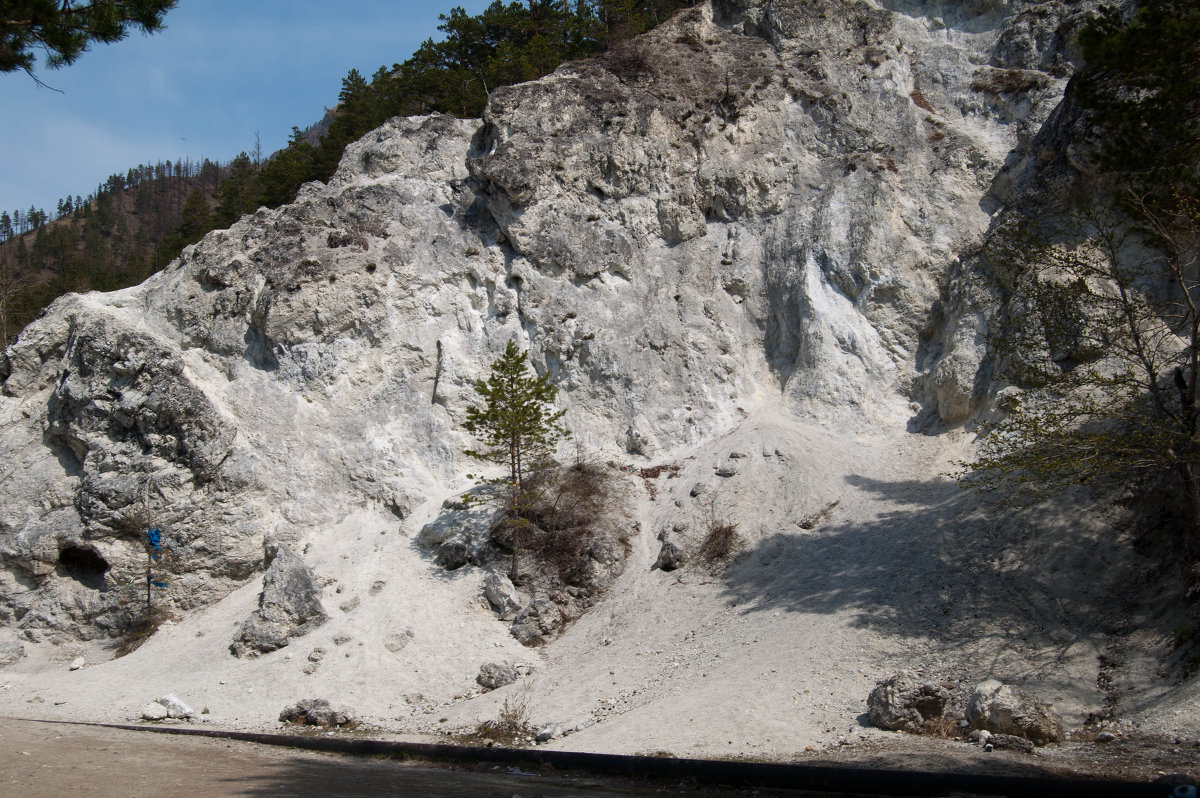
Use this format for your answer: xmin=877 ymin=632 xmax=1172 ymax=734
xmin=1 ymin=717 xmax=745 ymax=798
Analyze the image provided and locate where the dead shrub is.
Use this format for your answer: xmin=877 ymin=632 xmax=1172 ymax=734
xmin=918 ymin=714 xmax=962 ymax=739
xmin=698 ymin=520 xmax=741 ymax=568
xmin=112 ymin=604 xmax=173 ymax=657
xmin=910 ymin=88 xmax=935 ymax=113
xmin=459 ymin=685 xmax=535 ymax=747
xmin=520 ymin=457 xmax=618 ymax=585
xmin=606 ymin=41 xmax=653 ymax=81
xmin=639 ymin=463 xmax=680 ymax=501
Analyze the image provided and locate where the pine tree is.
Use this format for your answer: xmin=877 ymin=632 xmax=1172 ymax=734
xmin=214 ymin=152 xmax=257 ymax=226
xmin=178 ymin=188 xmax=210 ymax=245
xmin=1 ymin=1 xmax=177 ymax=76
xmin=463 ymin=341 xmax=569 ymax=582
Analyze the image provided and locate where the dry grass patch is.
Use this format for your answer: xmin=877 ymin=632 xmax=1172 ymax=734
xmin=971 ymin=68 xmax=1050 ymax=96
xmin=918 ymin=715 xmax=962 ymax=740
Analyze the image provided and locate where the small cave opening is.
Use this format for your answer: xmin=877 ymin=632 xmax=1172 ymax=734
xmin=56 ymin=546 xmax=110 ymax=591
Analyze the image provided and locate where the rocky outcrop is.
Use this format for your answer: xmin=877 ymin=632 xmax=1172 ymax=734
xmin=0 ymin=0 xmax=1100 ymax=639
xmin=230 ymin=538 xmax=327 ymax=657
xmin=510 ymin=597 xmax=565 ymax=647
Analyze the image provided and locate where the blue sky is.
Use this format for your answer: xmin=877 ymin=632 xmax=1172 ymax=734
xmin=1 ymin=0 xmax=495 ymax=216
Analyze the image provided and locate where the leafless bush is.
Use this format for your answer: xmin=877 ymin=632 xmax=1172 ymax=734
xmin=459 ymin=684 xmax=535 ymax=747
xmin=918 ymin=714 xmax=962 ymax=739
xmin=910 ymin=88 xmax=935 ymax=113
xmin=521 ymin=457 xmax=619 ymax=584
xmin=605 ymin=41 xmax=653 ymax=82
xmin=698 ymin=520 xmax=741 ymax=568
xmin=970 ymin=68 xmax=1050 ymax=96
xmin=112 ymin=604 xmax=173 ymax=657
xmin=639 ymin=463 xmax=680 ymax=501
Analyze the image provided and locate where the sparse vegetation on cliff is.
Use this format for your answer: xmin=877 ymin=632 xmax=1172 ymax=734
xmin=463 ymin=341 xmax=570 ymax=584
xmin=959 ymin=0 xmax=1200 ymax=570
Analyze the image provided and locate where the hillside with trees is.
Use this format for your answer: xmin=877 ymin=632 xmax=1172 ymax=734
xmin=0 ymin=1 xmax=695 ymax=346
xmin=0 ymin=159 xmax=232 ymax=344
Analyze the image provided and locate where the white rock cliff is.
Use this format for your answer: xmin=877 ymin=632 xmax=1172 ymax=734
xmin=0 ymin=0 xmax=1117 ymax=694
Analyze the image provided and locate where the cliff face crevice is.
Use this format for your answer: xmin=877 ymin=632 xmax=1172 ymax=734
xmin=0 ymin=0 xmax=1100 ymax=637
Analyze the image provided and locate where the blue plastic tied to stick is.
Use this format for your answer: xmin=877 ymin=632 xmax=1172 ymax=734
xmin=147 ymin=528 xmax=162 ymax=551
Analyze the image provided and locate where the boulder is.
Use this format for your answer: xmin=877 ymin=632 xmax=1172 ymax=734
xmin=534 ymin=717 xmax=590 ymax=743
xmin=655 ymin=541 xmax=686 ymax=572
xmin=483 ymin=572 xmax=523 ymax=619
xmin=990 ymin=733 xmax=1036 ymax=753
xmin=230 ymin=537 xmax=327 ymax=658
xmin=477 ymin=662 xmax=519 ymax=690
xmin=966 ymin=679 xmax=1062 ymax=746
xmin=0 ymin=642 xmax=26 ymax=667
xmin=158 ymin=693 xmax=195 ymax=719
xmin=279 ymin=698 xmax=355 ymax=727
xmin=535 ymin=721 xmax=569 ymax=743
xmin=68 ymin=656 xmax=85 ymax=671
xmin=141 ymin=702 xmax=169 ymax=721
xmin=435 ymin=540 xmax=472 ymax=570
xmin=867 ymin=671 xmax=951 ymax=732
